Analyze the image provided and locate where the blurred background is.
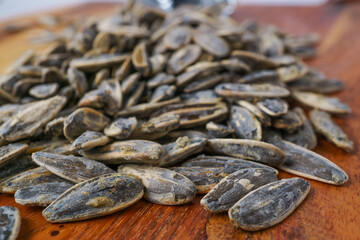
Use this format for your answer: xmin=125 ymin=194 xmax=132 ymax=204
xmin=0 ymin=0 xmax=327 ymax=21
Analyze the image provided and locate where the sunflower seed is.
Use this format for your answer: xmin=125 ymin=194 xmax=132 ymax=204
xmin=28 ymin=83 xmax=59 ymax=99
xmin=80 ymin=140 xmax=164 ymax=165
xmin=0 ymin=143 xmax=28 ymax=167
xmin=0 ymin=167 xmax=69 ymax=193
xmin=237 ymin=70 xmax=279 ymax=84
xmin=230 ymin=106 xmax=262 ymax=140
xmin=215 ymin=83 xmax=290 ymax=98
xmin=181 ymin=155 xmax=279 ymax=175
xmin=32 ymin=152 xmax=115 ymax=183
xmin=206 ymin=121 xmax=234 ymax=138
xmin=42 ymin=174 xmax=143 ymax=223
xmin=117 ymin=164 xmax=196 ymax=205
xmin=63 ymin=107 xmax=110 ymax=141
xmin=257 ymin=98 xmax=288 ymax=116
xmin=310 ymin=109 xmax=353 ymax=152
xmin=164 ymin=25 xmax=192 ymax=50
xmin=201 ymin=168 xmax=278 ymax=212
xmin=0 ymin=206 xmax=21 ymax=240
xmin=104 ymin=117 xmax=137 ymax=140
xmin=170 ymin=166 xmax=227 ymax=194
xmin=229 ymin=177 xmax=310 ymax=231
xmin=0 ymin=156 xmax=37 ymax=182
xmin=292 ymin=91 xmax=351 ymax=114
xmin=71 ymin=131 xmax=110 ymax=151
xmin=236 ymin=100 xmax=271 ymax=127
xmin=193 ymin=30 xmax=230 ymax=58
xmin=207 ymin=138 xmax=285 ymax=166
xmin=167 ymin=44 xmax=202 ymax=74
xmin=14 ymin=182 xmax=74 ymax=207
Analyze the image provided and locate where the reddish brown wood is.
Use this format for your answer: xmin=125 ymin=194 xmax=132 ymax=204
xmin=0 ymin=3 xmax=360 ymax=239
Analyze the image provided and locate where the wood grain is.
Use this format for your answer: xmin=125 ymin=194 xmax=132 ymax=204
xmin=1 ymin=3 xmax=360 ymax=240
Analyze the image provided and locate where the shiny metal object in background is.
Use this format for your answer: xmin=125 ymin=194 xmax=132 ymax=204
xmin=140 ymin=0 xmax=237 ymax=15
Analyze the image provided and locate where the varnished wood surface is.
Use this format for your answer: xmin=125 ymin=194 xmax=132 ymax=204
xmin=0 ymin=3 xmax=360 ymax=240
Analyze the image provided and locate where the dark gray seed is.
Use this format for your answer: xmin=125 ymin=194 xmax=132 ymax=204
xmin=230 ymin=106 xmax=262 ymax=140
xmin=70 ymin=54 xmax=129 ymax=72
xmin=265 ymin=132 xmax=348 ymax=185
xmin=80 ymin=140 xmax=165 ymax=165
xmin=206 ymin=121 xmax=234 ymax=138
xmin=132 ymin=42 xmax=150 ymax=76
xmin=104 ymin=117 xmax=137 ymax=140
xmin=12 ymin=78 xmax=42 ymax=97
xmin=310 ymin=109 xmax=353 ymax=152
xmin=117 ymin=98 xmax=181 ymax=118
xmin=28 ymin=83 xmax=59 ymax=99
xmin=221 ymin=58 xmax=250 ymax=73
xmin=42 ymin=174 xmax=144 ymax=223
xmin=276 ymin=63 xmax=308 ymax=82
xmin=117 ymin=165 xmax=196 ymax=205
xmin=0 ymin=96 xmax=66 ymax=142
xmin=124 ymin=81 xmax=145 ymax=108
xmin=181 ymin=90 xmax=221 ymax=103
xmin=122 ymin=73 xmax=140 ymax=94
xmin=131 ymin=114 xmax=180 ymax=140
xmin=229 ymin=178 xmax=310 ymax=231
xmin=14 ymin=182 xmax=74 ymax=207
xmin=0 ymin=167 xmax=69 ymax=193
xmin=176 ymin=69 xmax=202 ymax=88
xmin=164 ymin=25 xmax=192 ymax=50
xmin=215 ymin=83 xmax=290 ymax=98
xmin=167 ymin=44 xmax=201 ymax=74
xmin=71 ymin=131 xmax=110 ymax=151
xmin=63 ymin=107 xmax=110 ymax=141
xmin=292 ymin=91 xmax=351 ymax=114
xmin=150 ymin=85 xmax=177 ymax=103
xmin=147 ymin=73 xmax=176 ymax=89
xmin=0 ymin=156 xmax=37 ymax=182
xmin=181 ymin=155 xmax=278 ymax=175
xmin=170 ymin=166 xmax=228 ymax=194
xmin=193 ymin=30 xmax=230 ymax=58
xmin=67 ymin=67 xmax=89 ymax=97
xmin=207 ymin=139 xmax=285 ymax=166
xmin=272 ymin=109 xmax=303 ymax=132
xmin=0 ymin=143 xmax=28 ymax=167
xmin=257 ymin=98 xmax=288 ymax=116
xmin=44 ymin=116 xmax=66 ymax=137
xmin=0 ymin=206 xmax=21 ymax=240
xmin=236 ymin=100 xmax=271 ymax=127
xmin=157 ymin=136 xmax=206 ymax=167
xmin=201 ymin=168 xmax=278 ymax=212
xmin=32 ymin=152 xmax=115 ymax=183
xmin=183 ymin=75 xmax=224 ymax=93
xmin=237 ymin=70 xmax=279 ymax=84
xmin=287 ymin=75 xmax=345 ymax=94
xmin=283 ymin=107 xmax=317 ymax=149
xmin=231 ymin=50 xmax=277 ymax=70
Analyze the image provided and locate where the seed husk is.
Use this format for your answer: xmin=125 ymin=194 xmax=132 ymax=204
xmin=32 ymin=152 xmax=115 ymax=183
xmin=237 ymin=70 xmax=279 ymax=84
xmin=167 ymin=44 xmax=202 ymax=74
xmin=272 ymin=109 xmax=304 ymax=132
xmin=236 ymin=100 xmax=271 ymax=127
xmin=231 ymin=50 xmax=277 ymax=70
xmin=63 ymin=107 xmax=111 ymax=141
xmin=0 ymin=167 xmax=70 ymax=194
xmin=283 ymin=107 xmax=317 ymax=149
xmin=104 ymin=117 xmax=137 ymax=140
xmin=117 ymin=164 xmax=196 ymax=205
xmin=170 ymin=166 xmax=228 ymax=194
xmin=229 ymin=177 xmax=310 ymax=231
xmin=44 ymin=116 xmax=66 ymax=137
xmin=71 ymin=131 xmax=110 ymax=151
xmin=164 ymin=25 xmax=192 ymax=50
xmin=257 ymin=98 xmax=288 ymax=116
xmin=157 ymin=136 xmax=206 ymax=167
xmin=276 ymin=63 xmax=308 ymax=82
xmin=230 ymin=106 xmax=262 ymax=140
xmin=201 ymin=168 xmax=278 ymax=213
xmin=67 ymin=67 xmax=89 ymax=97
xmin=0 ymin=206 xmax=21 ymax=240
xmin=215 ymin=83 xmax=290 ymax=98
xmin=28 ymin=83 xmax=59 ymax=99
xmin=42 ymin=174 xmax=144 ymax=223
xmin=292 ymin=91 xmax=351 ymax=114
xmin=0 ymin=143 xmax=28 ymax=167
xmin=206 ymin=121 xmax=234 ymax=138
xmin=192 ymin=30 xmax=230 ymax=58
xmin=150 ymin=85 xmax=177 ymax=103
xmin=80 ymin=140 xmax=165 ymax=165
xmin=70 ymin=54 xmax=129 ymax=72
xmin=0 ymin=96 xmax=66 ymax=142
xmin=207 ymin=138 xmax=285 ymax=166
xmin=14 ymin=182 xmax=74 ymax=207
xmin=0 ymin=156 xmax=37 ymax=182
xmin=310 ymin=109 xmax=353 ymax=152
xmin=264 ymin=131 xmax=348 ymax=185
xmin=147 ymin=73 xmax=176 ymax=89
xmin=181 ymin=155 xmax=279 ymax=175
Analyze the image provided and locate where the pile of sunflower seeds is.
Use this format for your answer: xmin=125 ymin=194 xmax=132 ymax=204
xmin=0 ymin=0 xmax=354 ymax=237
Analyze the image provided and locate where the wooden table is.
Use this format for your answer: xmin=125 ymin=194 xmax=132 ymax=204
xmin=0 ymin=2 xmax=360 ymax=240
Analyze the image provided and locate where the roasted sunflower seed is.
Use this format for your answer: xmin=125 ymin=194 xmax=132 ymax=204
xmin=0 ymin=206 xmax=21 ymax=240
